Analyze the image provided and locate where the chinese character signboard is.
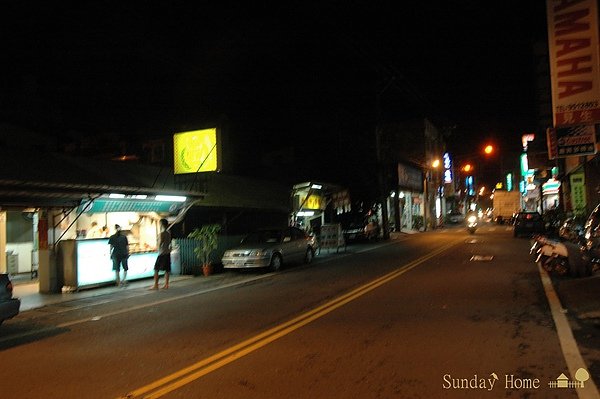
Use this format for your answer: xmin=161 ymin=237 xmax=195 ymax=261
xmin=547 ymin=124 xmax=597 ymax=158
xmin=319 ymin=224 xmax=345 ymax=252
xmin=443 ymin=153 xmax=453 ymax=184
xmin=570 ymin=172 xmax=586 ymax=213
xmin=297 ymin=194 xmax=324 ymax=210
xmin=546 ymin=0 xmax=600 ymax=127
xmin=546 ymin=128 xmax=558 ymax=159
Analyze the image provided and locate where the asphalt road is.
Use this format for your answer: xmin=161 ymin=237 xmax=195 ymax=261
xmin=1 ymin=225 xmax=596 ymax=398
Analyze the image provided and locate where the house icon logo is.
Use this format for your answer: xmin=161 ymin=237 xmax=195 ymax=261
xmin=548 ymin=369 xmax=590 ymax=389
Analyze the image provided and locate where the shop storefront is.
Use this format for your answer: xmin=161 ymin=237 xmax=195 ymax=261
xmin=542 ymin=178 xmax=561 ymax=211
xmin=55 ymin=196 xmax=186 ymax=290
xmin=395 ymin=163 xmax=426 ymax=231
xmin=291 ymin=182 xmax=347 ymax=234
xmin=0 ymin=187 xmax=197 ymax=294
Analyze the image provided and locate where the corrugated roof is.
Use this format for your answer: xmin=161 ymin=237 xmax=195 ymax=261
xmin=0 ymin=148 xmax=291 ymax=212
xmin=0 ymin=148 xmax=203 ymax=208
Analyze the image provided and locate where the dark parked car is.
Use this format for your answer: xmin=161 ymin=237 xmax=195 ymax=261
xmin=0 ymin=274 xmax=20 ymax=325
xmin=513 ymin=211 xmax=545 ymax=237
xmin=221 ymin=227 xmax=316 ymax=271
xmin=447 ymin=211 xmax=465 ymax=224
xmin=342 ymin=221 xmax=380 ymax=242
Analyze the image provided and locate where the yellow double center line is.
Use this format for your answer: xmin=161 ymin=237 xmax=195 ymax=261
xmin=119 ymin=239 xmax=460 ymax=399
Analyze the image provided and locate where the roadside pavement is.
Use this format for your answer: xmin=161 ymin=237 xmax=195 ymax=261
xmin=12 ymin=274 xmax=196 ymax=312
xmin=550 ymin=273 xmax=600 ymax=374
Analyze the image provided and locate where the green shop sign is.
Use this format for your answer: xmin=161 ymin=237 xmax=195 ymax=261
xmin=80 ymin=199 xmax=183 ymax=214
xmin=569 ymin=172 xmax=586 ymax=215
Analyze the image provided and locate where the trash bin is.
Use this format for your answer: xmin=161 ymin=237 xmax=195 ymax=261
xmin=170 ymin=247 xmax=181 ymax=275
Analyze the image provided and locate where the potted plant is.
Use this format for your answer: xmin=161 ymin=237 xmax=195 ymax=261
xmin=188 ymin=224 xmax=221 ymax=276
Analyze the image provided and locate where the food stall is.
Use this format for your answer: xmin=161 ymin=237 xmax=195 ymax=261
xmin=57 ymin=196 xmax=183 ymax=290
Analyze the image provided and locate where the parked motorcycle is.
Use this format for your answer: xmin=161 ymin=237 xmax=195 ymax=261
xmin=531 ymin=235 xmax=571 ymax=276
xmin=466 ymin=214 xmax=478 ymax=234
xmin=531 ymin=204 xmax=600 ymax=277
xmin=583 ymin=204 xmax=600 ymax=272
xmin=558 ymin=217 xmax=584 ymax=242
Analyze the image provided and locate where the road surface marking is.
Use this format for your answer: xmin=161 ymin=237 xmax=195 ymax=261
xmin=118 ymin=239 xmax=462 ymax=399
xmin=538 ymin=264 xmax=600 ymax=399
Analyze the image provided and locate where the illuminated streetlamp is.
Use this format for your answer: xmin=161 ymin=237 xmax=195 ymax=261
xmin=484 ymin=144 xmax=494 ymax=155
xmin=429 ymin=158 xmax=443 ymax=228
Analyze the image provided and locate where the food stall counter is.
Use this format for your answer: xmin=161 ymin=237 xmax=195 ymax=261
xmin=59 ymin=239 xmax=159 ymax=290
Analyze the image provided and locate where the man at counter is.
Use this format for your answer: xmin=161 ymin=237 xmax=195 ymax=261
xmin=87 ymin=221 xmax=102 ymax=238
xmin=108 ymin=224 xmax=129 ymax=286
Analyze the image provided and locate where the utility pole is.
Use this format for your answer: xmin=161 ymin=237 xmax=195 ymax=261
xmin=375 ymin=77 xmax=395 ymax=240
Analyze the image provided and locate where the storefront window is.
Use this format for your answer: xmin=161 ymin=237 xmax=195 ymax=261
xmin=77 ymin=212 xmax=161 ymax=254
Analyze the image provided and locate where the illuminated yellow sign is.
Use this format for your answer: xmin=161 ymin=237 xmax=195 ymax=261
xmin=173 ymin=128 xmax=218 ymax=174
xmin=299 ymin=194 xmax=324 ymax=210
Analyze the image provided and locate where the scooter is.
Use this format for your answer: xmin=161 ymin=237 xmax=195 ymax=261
xmin=531 ymin=235 xmax=570 ymax=276
xmin=530 ymin=210 xmax=600 ymax=277
xmin=467 ymin=214 xmax=478 ymax=234
xmin=583 ymin=204 xmax=600 ymax=272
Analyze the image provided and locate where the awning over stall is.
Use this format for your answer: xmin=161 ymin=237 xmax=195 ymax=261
xmin=79 ymin=197 xmax=186 ymax=213
xmin=0 ymin=147 xmax=205 ymax=210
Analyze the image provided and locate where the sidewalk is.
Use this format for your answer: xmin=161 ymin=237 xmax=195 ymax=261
xmin=13 ymin=274 xmax=196 ymax=312
xmin=552 ymin=274 xmax=600 ymax=320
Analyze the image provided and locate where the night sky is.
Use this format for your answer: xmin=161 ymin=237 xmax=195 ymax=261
xmin=2 ymin=2 xmax=548 ymax=190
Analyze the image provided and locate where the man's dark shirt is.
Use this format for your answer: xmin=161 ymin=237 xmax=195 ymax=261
xmin=108 ymin=232 xmax=129 ymax=258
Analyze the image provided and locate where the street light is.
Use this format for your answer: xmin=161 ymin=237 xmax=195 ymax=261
xmin=430 ymin=158 xmax=443 ymax=228
xmin=452 ymin=144 xmax=500 ymax=215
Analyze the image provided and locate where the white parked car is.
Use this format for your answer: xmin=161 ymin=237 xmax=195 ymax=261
xmin=222 ymin=227 xmax=317 ymax=271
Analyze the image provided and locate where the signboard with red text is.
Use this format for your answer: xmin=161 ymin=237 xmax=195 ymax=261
xmin=546 ymin=0 xmax=600 ymax=127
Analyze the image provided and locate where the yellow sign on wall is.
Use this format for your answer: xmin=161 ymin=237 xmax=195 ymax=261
xmin=173 ymin=128 xmax=218 ymax=174
xmin=299 ymin=194 xmax=324 ymax=210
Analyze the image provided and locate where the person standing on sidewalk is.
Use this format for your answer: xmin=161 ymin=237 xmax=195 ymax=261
xmin=108 ymin=224 xmax=129 ymax=286
xmin=150 ymin=218 xmax=172 ymax=290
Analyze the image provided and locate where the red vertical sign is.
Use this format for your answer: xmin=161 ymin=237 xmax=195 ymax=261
xmin=38 ymin=215 xmax=48 ymax=250
xmin=547 ymin=0 xmax=600 ymax=127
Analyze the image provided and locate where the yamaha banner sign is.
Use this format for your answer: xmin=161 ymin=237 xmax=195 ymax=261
xmin=546 ymin=0 xmax=600 ymax=127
